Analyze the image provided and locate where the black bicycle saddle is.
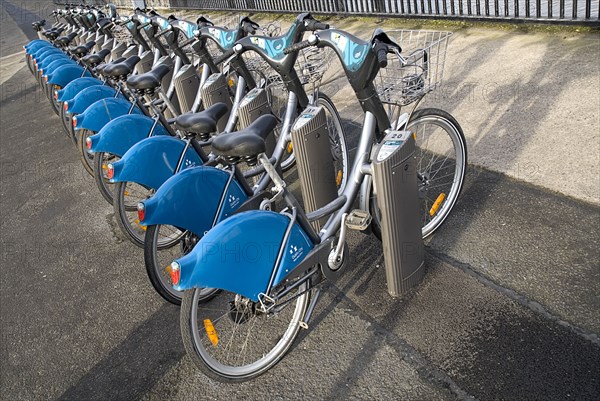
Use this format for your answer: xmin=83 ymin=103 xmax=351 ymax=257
xmin=174 ymin=103 xmax=229 ymax=134
xmin=55 ymin=32 xmax=78 ymax=47
xmin=102 ymin=55 xmax=140 ymax=78
xmin=126 ymin=64 xmax=170 ymax=91
xmin=212 ymin=114 xmax=277 ymax=158
xmin=71 ymin=40 xmax=96 ymax=57
xmin=81 ymin=48 xmax=110 ymax=67
xmin=94 ymin=57 xmax=126 ymax=74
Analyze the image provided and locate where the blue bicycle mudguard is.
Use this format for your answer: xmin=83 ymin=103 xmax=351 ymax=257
xmin=88 ymin=114 xmax=169 ymax=156
xmin=24 ymin=40 xmax=51 ymax=53
xmin=74 ymin=98 xmax=143 ymax=132
xmin=67 ymin=85 xmax=124 ymax=114
xmin=140 ymin=166 xmax=248 ymax=236
xmin=46 ymin=64 xmax=91 ymax=87
xmin=40 ymin=58 xmax=75 ymax=76
xmin=37 ymin=54 xmax=71 ymax=71
xmin=33 ymin=47 xmax=64 ymax=63
xmin=174 ymin=210 xmax=314 ymax=302
xmin=58 ymin=77 xmax=104 ymax=103
xmin=109 ymin=136 xmax=202 ymax=189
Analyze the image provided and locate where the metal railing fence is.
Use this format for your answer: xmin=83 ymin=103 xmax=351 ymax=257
xmin=52 ymin=0 xmax=600 ymax=25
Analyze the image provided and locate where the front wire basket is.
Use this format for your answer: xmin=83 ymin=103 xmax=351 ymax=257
xmin=376 ymin=30 xmax=452 ymax=106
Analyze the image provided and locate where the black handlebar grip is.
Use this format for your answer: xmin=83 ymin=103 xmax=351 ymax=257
xmin=283 ymin=40 xmax=311 ymax=55
xmin=313 ymin=21 xmax=329 ymax=30
xmin=375 ymin=42 xmax=388 ymax=68
xmin=214 ymin=48 xmax=235 ymax=65
xmin=305 ymin=19 xmax=329 ymax=31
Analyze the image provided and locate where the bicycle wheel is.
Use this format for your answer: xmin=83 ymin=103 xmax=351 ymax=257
xmin=59 ymin=105 xmax=73 ymax=139
xmin=49 ymin=83 xmax=62 ymax=115
xmin=77 ymin=128 xmax=95 ymax=176
xmin=144 ymin=224 xmax=219 ymax=305
xmin=180 ymin=282 xmax=309 ymax=382
xmin=317 ymin=94 xmax=349 ymax=194
xmin=370 ymin=108 xmax=467 ymax=239
xmin=113 ymin=180 xmax=157 ymax=248
xmin=93 ymin=151 xmax=119 ymax=205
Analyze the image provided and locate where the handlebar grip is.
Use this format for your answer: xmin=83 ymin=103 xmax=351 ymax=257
xmin=313 ymin=21 xmax=329 ymax=30
xmin=374 ymin=42 xmax=388 ymax=68
xmin=214 ymin=48 xmax=235 ymax=65
xmin=283 ymin=40 xmax=311 ymax=55
xmin=305 ymin=19 xmax=329 ymax=31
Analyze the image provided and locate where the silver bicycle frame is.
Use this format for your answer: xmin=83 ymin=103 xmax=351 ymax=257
xmin=319 ymin=112 xmax=377 ymax=240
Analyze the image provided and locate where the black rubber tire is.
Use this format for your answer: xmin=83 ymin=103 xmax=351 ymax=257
xmin=143 ymin=225 xmax=219 ymax=305
xmin=93 ymin=151 xmax=118 ymax=205
xmin=370 ymin=108 xmax=468 ymax=240
xmin=113 ymin=181 xmax=149 ymax=248
xmin=180 ymin=283 xmax=309 ymax=382
xmin=77 ymin=128 xmax=95 ymax=176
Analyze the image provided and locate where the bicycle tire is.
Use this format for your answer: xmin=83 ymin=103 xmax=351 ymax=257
xmin=49 ymin=83 xmax=62 ymax=115
xmin=77 ymin=128 xmax=95 ymax=176
xmin=144 ymin=224 xmax=219 ymax=305
xmin=113 ymin=181 xmax=154 ymax=248
xmin=59 ymin=104 xmax=73 ymax=139
xmin=317 ymin=93 xmax=350 ymax=194
xmin=93 ymin=151 xmax=118 ymax=205
xmin=370 ymin=108 xmax=467 ymax=239
xmin=180 ymin=282 xmax=309 ymax=382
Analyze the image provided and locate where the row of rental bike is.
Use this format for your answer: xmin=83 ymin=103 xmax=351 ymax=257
xmin=24 ymin=4 xmax=467 ymax=381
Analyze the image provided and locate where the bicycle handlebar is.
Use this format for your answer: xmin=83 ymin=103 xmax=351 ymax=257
xmin=214 ymin=48 xmax=235 ymax=65
xmin=283 ymin=40 xmax=312 ymax=55
xmin=373 ymin=40 xmax=389 ymax=68
xmin=305 ymin=20 xmax=329 ymax=31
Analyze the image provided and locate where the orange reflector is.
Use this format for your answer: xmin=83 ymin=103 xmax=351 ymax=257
xmin=429 ymin=193 xmax=446 ymax=216
xmin=204 ymin=319 xmax=219 ymax=346
xmin=336 ymin=170 xmax=343 ymax=187
xmin=413 ymin=132 xmax=417 ymax=141
xmin=134 ymin=219 xmax=147 ymax=231
xmin=286 ymin=142 xmax=293 ymax=153
xmin=228 ymin=78 xmax=235 ymax=87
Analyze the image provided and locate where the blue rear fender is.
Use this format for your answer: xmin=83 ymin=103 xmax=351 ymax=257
xmin=141 ymin=166 xmax=248 ymax=236
xmin=68 ymin=86 xmax=124 ymax=114
xmin=38 ymin=55 xmax=73 ymax=72
xmin=88 ymin=114 xmax=169 ymax=156
xmin=25 ymin=40 xmax=51 ymax=53
xmin=33 ymin=47 xmax=64 ymax=63
xmin=47 ymin=64 xmax=91 ymax=87
xmin=58 ymin=77 xmax=104 ymax=103
xmin=109 ymin=136 xmax=202 ymax=190
xmin=74 ymin=98 xmax=143 ymax=132
xmin=174 ymin=210 xmax=314 ymax=302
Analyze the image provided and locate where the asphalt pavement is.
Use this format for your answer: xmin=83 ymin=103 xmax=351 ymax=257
xmin=1 ymin=1 xmax=599 ymax=400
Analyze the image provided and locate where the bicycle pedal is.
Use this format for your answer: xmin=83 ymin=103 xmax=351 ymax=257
xmin=345 ymin=209 xmax=372 ymax=231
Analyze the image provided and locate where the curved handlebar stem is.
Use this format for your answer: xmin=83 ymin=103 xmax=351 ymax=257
xmin=310 ymin=29 xmax=394 ymax=134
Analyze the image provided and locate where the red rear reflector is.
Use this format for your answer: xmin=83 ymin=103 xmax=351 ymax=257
xmin=169 ymin=262 xmax=180 ymax=286
xmin=72 ymin=116 xmax=77 ymax=128
xmin=107 ymin=164 xmax=115 ymax=180
xmin=63 ymin=102 xmax=69 ymax=112
xmin=136 ymin=202 xmax=145 ymax=221
xmin=85 ymin=137 xmax=92 ymax=150
xmin=53 ymin=91 xmax=58 ymax=100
